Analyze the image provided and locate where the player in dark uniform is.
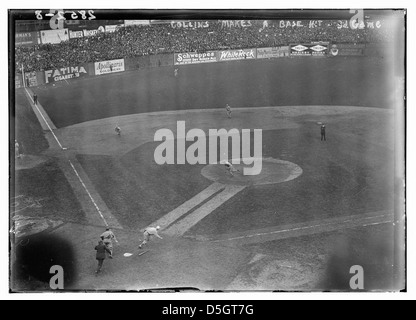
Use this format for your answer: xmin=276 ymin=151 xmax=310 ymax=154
xmin=33 ymin=93 xmax=38 ymax=105
xmin=321 ymin=124 xmax=326 ymax=141
xmin=115 ymin=126 xmax=121 ymax=136
xmin=226 ymin=104 xmax=232 ymax=119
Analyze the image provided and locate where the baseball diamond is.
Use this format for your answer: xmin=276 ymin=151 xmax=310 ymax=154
xmin=11 ymin=13 xmax=405 ymax=292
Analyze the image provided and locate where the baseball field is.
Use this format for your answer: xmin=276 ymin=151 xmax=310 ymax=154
xmin=11 ymin=55 xmax=404 ymax=291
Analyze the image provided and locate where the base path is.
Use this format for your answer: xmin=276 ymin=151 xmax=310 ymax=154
xmin=146 ymin=182 xmax=225 ymax=230
xmin=164 ymin=184 xmax=246 ymax=236
xmin=207 ymin=210 xmax=393 ymax=245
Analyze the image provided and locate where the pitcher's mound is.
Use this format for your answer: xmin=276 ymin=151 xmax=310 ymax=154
xmin=201 ymin=158 xmax=303 ymax=186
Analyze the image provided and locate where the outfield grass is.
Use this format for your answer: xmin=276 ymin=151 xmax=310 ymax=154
xmin=13 ymin=89 xmax=49 ymax=155
xmin=35 ymin=56 xmax=395 ymax=128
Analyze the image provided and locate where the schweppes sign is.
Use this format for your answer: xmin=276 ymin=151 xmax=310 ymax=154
xmin=45 ymin=66 xmax=88 ymax=83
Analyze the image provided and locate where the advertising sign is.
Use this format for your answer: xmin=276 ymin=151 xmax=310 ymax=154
xmin=330 ymin=44 xmax=365 ymax=56
xmin=124 ymin=20 xmax=150 ymax=26
xmin=83 ymin=28 xmax=104 ymax=37
xmin=94 ymin=59 xmax=125 ymax=75
xmin=290 ymin=43 xmax=329 ymax=56
xmin=69 ymin=30 xmax=84 ymax=39
xmin=105 ymin=25 xmax=124 ymax=33
xmin=174 ymin=51 xmax=217 ymax=65
xmin=257 ymin=47 xmax=290 ymax=58
xmin=40 ymin=29 xmax=69 ymax=44
xmin=15 ymin=75 xmax=22 ymax=89
xmin=218 ymin=49 xmax=257 ymax=61
xmin=25 ymin=71 xmax=38 ymax=87
xmin=45 ymin=65 xmax=88 ymax=84
xmin=16 ymin=32 xmax=40 ymax=46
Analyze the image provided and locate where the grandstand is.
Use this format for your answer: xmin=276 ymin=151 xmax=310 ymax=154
xmin=15 ymin=18 xmax=393 ymax=73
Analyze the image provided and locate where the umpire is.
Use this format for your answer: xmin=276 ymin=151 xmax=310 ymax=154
xmin=95 ymin=240 xmax=111 ymax=274
xmin=321 ymin=124 xmax=326 ymax=141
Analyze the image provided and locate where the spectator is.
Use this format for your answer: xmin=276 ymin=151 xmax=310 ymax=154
xmin=15 ymin=19 xmax=393 ymax=73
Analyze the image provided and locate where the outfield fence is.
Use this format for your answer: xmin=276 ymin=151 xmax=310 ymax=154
xmin=15 ymin=42 xmax=387 ymax=89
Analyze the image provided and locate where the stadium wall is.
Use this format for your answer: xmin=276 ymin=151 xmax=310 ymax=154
xmin=363 ymin=43 xmax=391 ymax=58
xmin=125 ymin=53 xmax=174 ymax=71
xmin=16 ymin=43 xmax=388 ymax=89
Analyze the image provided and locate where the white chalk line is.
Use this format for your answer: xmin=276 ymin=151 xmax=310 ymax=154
xmin=24 ymin=87 xmax=64 ymax=149
xmin=68 ymin=160 xmax=109 ymax=227
xmin=362 ymin=221 xmax=393 ymax=227
xmin=22 ymin=88 xmax=110 ymax=228
xmin=211 ymin=214 xmax=393 ymax=243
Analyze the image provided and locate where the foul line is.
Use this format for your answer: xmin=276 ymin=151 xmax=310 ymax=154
xmin=24 ymin=87 xmax=64 ymax=150
xmin=22 ymin=88 xmax=110 ymax=228
xmin=68 ymin=160 xmax=109 ymax=227
xmin=211 ymin=214 xmax=393 ymax=243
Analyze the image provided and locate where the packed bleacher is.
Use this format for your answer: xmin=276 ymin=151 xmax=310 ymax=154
xmin=15 ymin=20 xmax=393 ymax=73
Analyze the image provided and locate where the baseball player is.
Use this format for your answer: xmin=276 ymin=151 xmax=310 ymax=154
xmin=33 ymin=93 xmax=38 ymax=106
xmin=115 ymin=126 xmax=121 ymax=136
xmin=15 ymin=140 xmax=21 ymax=159
xmin=224 ymin=160 xmax=240 ymax=176
xmin=321 ymin=124 xmax=326 ymax=141
xmin=174 ymin=68 xmax=178 ymax=77
xmin=139 ymin=226 xmax=163 ymax=249
xmin=226 ymin=104 xmax=232 ymax=119
xmin=100 ymin=227 xmax=117 ymax=258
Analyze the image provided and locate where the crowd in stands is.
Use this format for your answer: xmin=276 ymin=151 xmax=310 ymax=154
xmin=15 ymin=20 xmax=393 ymax=72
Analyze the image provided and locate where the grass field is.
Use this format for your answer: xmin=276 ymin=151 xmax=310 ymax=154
xmin=12 ymin=55 xmax=403 ymax=291
xmin=35 ymin=57 xmax=394 ymax=128
xmin=13 ymin=90 xmax=49 ymax=155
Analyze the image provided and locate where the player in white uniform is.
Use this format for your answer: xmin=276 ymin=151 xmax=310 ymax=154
xmin=115 ymin=126 xmax=121 ymax=136
xmin=100 ymin=227 xmax=117 ymax=258
xmin=224 ymin=160 xmax=240 ymax=176
xmin=15 ymin=140 xmax=21 ymax=159
xmin=226 ymin=104 xmax=232 ymax=119
xmin=139 ymin=226 xmax=163 ymax=249
xmin=174 ymin=68 xmax=178 ymax=77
